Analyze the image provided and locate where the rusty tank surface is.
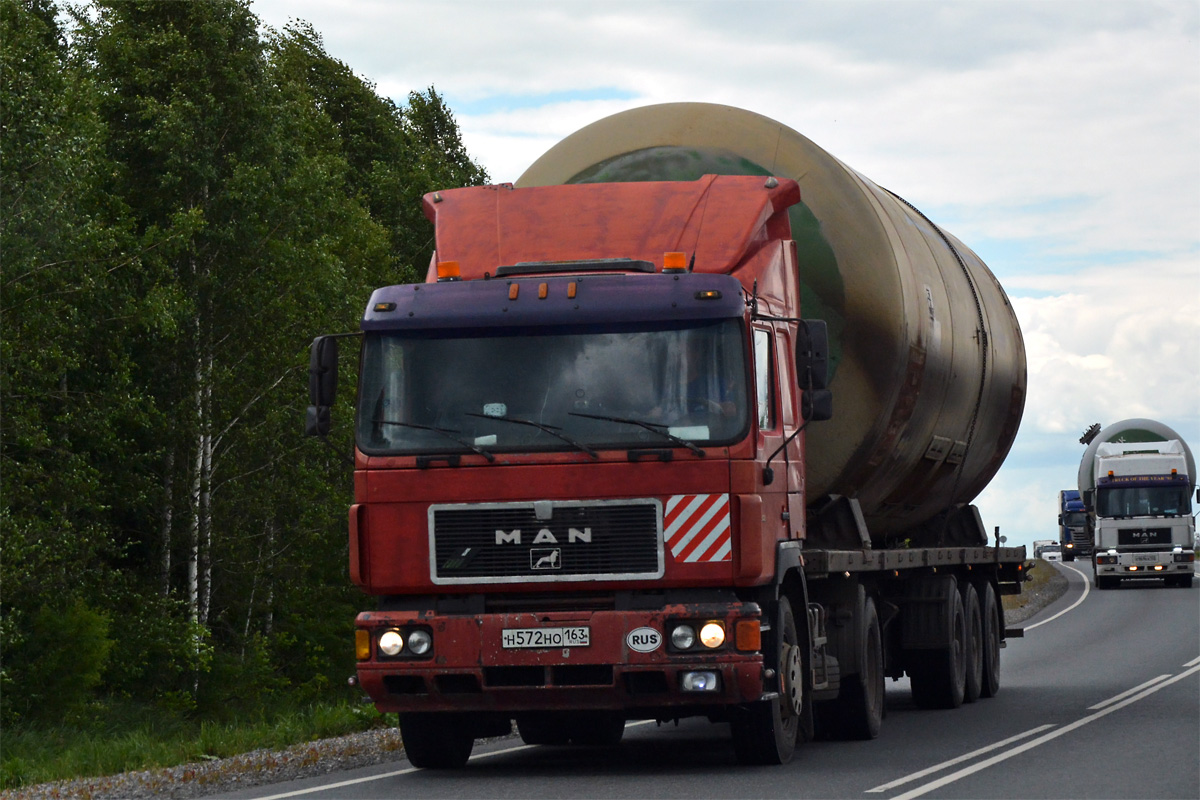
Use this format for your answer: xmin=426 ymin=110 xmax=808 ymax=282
xmin=517 ymin=102 xmax=1027 ymax=541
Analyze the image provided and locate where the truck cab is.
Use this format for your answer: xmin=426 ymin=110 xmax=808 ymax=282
xmin=1087 ymin=440 xmax=1197 ymax=589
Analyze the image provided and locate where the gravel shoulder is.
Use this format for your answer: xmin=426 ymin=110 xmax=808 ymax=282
xmin=6 ymin=571 xmax=1071 ymax=800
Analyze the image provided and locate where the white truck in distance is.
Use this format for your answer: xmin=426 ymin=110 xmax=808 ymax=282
xmin=1078 ymin=419 xmax=1198 ymax=589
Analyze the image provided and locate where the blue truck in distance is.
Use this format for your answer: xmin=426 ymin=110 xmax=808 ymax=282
xmin=1058 ymin=489 xmax=1089 ymax=561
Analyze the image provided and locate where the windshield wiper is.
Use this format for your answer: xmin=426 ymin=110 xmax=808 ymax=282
xmin=373 ymin=419 xmax=495 ymax=462
xmin=466 ymin=413 xmax=599 ymax=459
xmin=568 ymin=411 xmax=706 ymax=457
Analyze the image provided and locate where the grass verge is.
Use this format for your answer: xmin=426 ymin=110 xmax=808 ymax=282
xmin=0 ymin=700 xmax=390 ymax=791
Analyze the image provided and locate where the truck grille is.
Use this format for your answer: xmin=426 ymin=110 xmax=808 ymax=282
xmin=429 ymin=499 xmax=663 ymax=584
xmin=1116 ymin=527 xmax=1172 ymax=547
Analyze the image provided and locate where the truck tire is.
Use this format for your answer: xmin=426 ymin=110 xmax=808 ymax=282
xmin=730 ymin=596 xmax=803 ymax=765
xmin=907 ymin=578 xmax=967 ymax=710
xmin=962 ymin=583 xmax=984 ymax=704
xmin=977 ymin=580 xmax=1002 ymax=698
xmin=398 ymin=712 xmax=474 ymax=768
xmin=816 ymin=596 xmax=884 ymax=740
xmin=1094 ymin=573 xmax=1118 ymax=590
xmin=516 ymin=711 xmax=625 ymax=746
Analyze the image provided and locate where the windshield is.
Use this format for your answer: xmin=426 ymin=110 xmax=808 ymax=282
xmin=356 ymin=319 xmax=749 ymax=456
xmin=1095 ymin=485 xmax=1192 ymax=518
xmin=1064 ymin=511 xmax=1088 ymax=527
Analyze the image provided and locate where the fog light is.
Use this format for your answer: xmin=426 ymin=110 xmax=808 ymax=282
xmin=1153 ymin=564 xmax=1164 ymax=571
xmin=681 ymin=671 xmax=720 ymax=692
xmin=671 ymin=625 xmax=697 ymax=650
xmin=378 ymin=629 xmax=404 ymax=656
xmin=699 ymin=622 xmax=725 ymax=649
xmin=407 ymin=629 xmax=432 ymax=655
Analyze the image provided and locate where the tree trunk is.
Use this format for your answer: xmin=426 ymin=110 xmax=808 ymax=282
xmin=160 ymin=449 xmax=174 ymax=597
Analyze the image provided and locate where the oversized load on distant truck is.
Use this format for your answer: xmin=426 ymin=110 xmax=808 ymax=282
xmin=1078 ymin=418 xmax=1197 ymax=588
xmin=305 ymin=102 xmax=1029 ymax=767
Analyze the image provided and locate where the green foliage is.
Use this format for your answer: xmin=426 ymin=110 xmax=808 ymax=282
xmin=1 ymin=0 xmax=490 ymax=760
xmin=0 ymin=699 xmax=392 ymax=790
xmin=2 ymin=602 xmax=113 ymax=724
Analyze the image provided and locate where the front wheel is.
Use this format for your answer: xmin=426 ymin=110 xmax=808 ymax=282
xmin=399 ymin=712 xmax=474 ymax=768
xmin=731 ymin=596 xmax=804 ymax=765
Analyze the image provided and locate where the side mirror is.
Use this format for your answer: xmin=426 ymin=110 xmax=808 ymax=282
xmin=305 ymin=336 xmax=339 ymax=437
xmin=801 ymin=388 xmax=833 ymax=422
xmin=795 ymin=320 xmax=829 ymax=391
xmin=1082 ymin=489 xmax=1094 ymax=509
xmin=1057 ymin=514 xmax=1064 ymax=525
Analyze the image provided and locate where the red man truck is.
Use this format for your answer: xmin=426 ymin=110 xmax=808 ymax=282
xmin=305 ymin=103 xmax=1028 ymax=767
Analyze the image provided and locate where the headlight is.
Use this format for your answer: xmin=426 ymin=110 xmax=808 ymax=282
xmin=699 ymin=622 xmax=725 ymax=649
xmin=407 ymin=629 xmax=433 ymax=655
xmin=378 ymin=629 xmax=404 ymax=656
xmin=671 ymin=624 xmax=697 ymax=650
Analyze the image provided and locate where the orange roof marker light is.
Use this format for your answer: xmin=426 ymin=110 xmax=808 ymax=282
xmin=663 ymin=252 xmax=689 ymax=273
xmin=436 ymin=260 xmax=461 ymax=282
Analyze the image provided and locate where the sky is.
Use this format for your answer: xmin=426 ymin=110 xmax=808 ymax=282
xmin=250 ymin=0 xmax=1200 ymax=553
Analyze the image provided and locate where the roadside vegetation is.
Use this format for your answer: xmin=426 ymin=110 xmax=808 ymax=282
xmin=1 ymin=0 xmax=486 ymax=791
xmin=0 ymin=701 xmax=392 ymax=790
xmin=1001 ymin=558 xmax=1057 ymax=614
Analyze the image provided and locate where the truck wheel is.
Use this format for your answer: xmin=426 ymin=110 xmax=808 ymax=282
xmin=731 ymin=596 xmax=803 ymax=765
xmin=977 ymin=581 xmax=1001 ymax=698
xmin=818 ymin=596 xmax=884 ymax=740
xmin=962 ymin=583 xmax=983 ymax=704
xmin=1095 ymin=574 xmax=1118 ymax=590
xmin=907 ymin=578 xmax=967 ymax=710
xmin=398 ymin=712 xmax=474 ymax=768
xmin=517 ymin=711 xmax=625 ymax=746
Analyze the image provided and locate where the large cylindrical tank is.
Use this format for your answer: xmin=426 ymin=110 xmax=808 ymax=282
xmin=1078 ymin=419 xmax=1196 ymax=494
xmin=517 ymin=103 xmax=1026 ymax=539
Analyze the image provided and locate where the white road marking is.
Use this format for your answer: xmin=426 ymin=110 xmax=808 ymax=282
xmin=1022 ymin=562 xmax=1089 ymax=631
xmin=865 ymin=725 xmax=1056 ymax=793
xmin=879 ymin=664 xmax=1200 ymax=800
xmin=245 ymin=720 xmax=656 ymax=799
xmin=1087 ymin=674 xmax=1171 ymax=710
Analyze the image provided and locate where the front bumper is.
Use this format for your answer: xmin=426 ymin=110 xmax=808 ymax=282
xmin=1093 ymin=551 xmax=1194 ymax=576
xmin=354 ymin=604 xmax=766 ymax=714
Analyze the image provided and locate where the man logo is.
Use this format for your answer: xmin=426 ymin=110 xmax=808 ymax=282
xmin=531 ymin=549 xmax=561 ymax=570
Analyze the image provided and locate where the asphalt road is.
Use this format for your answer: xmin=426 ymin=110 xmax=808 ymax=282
xmin=215 ymin=565 xmax=1199 ymax=800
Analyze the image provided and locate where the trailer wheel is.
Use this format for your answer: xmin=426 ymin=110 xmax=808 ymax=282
xmin=398 ymin=712 xmax=474 ymax=768
xmin=962 ymin=583 xmax=983 ymax=704
xmin=731 ymin=596 xmax=802 ymax=765
xmin=817 ymin=596 xmax=884 ymax=740
xmin=977 ymin=581 xmax=1001 ymax=698
xmin=516 ymin=711 xmax=625 ymax=746
xmin=907 ymin=578 xmax=966 ymax=710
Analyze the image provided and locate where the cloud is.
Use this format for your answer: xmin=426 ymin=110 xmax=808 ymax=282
xmin=250 ymin=0 xmax=1200 ymax=552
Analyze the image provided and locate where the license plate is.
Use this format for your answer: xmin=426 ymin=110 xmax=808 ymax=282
xmin=502 ymin=626 xmax=590 ymax=649
xmin=1134 ymin=554 xmax=1158 ymax=563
